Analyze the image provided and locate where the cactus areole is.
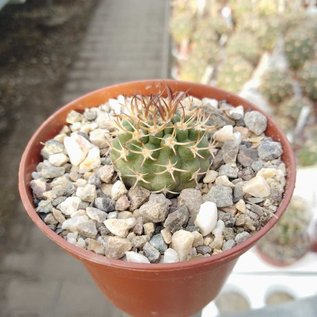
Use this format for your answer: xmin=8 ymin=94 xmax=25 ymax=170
xmin=110 ymin=88 xmax=213 ymax=193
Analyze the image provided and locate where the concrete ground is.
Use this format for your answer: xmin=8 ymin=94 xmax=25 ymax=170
xmin=0 ymin=0 xmax=169 ymax=316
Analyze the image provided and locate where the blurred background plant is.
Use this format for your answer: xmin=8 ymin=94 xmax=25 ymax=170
xmin=170 ymin=0 xmax=317 ymax=170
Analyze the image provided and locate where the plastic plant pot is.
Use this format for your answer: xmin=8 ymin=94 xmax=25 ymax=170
xmin=18 ymin=80 xmax=296 ymax=317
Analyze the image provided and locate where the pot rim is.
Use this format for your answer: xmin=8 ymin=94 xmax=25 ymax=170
xmin=18 ymin=79 xmax=296 ymax=272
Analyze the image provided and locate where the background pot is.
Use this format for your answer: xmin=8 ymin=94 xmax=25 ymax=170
xmin=19 ymin=80 xmax=296 ymax=317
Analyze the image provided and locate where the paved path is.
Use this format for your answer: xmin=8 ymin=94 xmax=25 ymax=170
xmin=0 ymin=0 xmax=169 ymax=316
xmin=62 ymin=0 xmax=170 ymax=104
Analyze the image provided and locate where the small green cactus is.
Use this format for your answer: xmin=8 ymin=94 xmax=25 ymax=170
xmin=178 ymin=57 xmax=208 ymax=82
xmin=284 ymin=31 xmax=315 ymax=70
xmin=255 ymin=0 xmax=279 ymax=17
xmin=170 ymin=10 xmax=195 ymax=45
xmin=260 ymin=69 xmax=294 ymax=104
xmin=257 ymin=196 xmax=311 ymax=264
xmin=110 ymin=89 xmax=212 ymax=193
xmin=300 ymin=61 xmax=317 ymax=101
xmin=297 ymin=126 xmax=317 ymax=167
xmin=238 ymin=16 xmax=280 ymax=51
xmin=217 ymin=56 xmax=253 ymax=93
xmin=264 ymin=197 xmax=310 ymax=245
xmin=278 ymin=96 xmax=313 ymax=122
xmin=226 ymin=32 xmax=261 ymax=66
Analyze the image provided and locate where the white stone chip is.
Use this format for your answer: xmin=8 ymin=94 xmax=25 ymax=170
xmin=64 ymin=133 xmax=92 ymax=166
xmin=125 ymin=251 xmax=150 ymax=264
xmin=213 ymin=125 xmax=235 ymax=142
xmin=104 ymin=218 xmax=136 ymax=238
xmin=48 ymin=153 xmax=68 ymax=166
xmin=243 ymin=176 xmax=270 ymax=198
xmin=59 ymin=196 xmax=81 ymax=216
xmin=79 ymin=147 xmax=101 ymax=173
xmin=172 ymin=229 xmax=194 ymax=261
xmin=111 ymin=180 xmax=128 ymax=200
xmin=194 ymin=201 xmax=218 ymax=236
xmin=163 ymin=248 xmax=180 ymax=263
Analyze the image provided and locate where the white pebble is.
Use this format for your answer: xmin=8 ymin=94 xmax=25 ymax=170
xmin=104 ymin=218 xmax=136 ymax=238
xmin=172 ymin=230 xmax=194 ymax=261
xmin=235 ymin=199 xmax=246 ymax=213
xmin=76 ymin=184 xmax=96 ymax=202
xmin=243 ymin=176 xmax=270 ymax=198
xmin=213 ymin=125 xmax=235 ymax=142
xmin=215 ymin=175 xmax=234 ymax=187
xmin=62 ymin=215 xmax=89 ymax=231
xmin=194 ymin=201 xmax=218 ymax=236
xmin=125 ymin=251 xmax=150 ymax=264
xmin=202 ymin=98 xmax=218 ymax=109
xmin=203 ymin=170 xmax=218 ymax=183
xmin=163 ymin=248 xmax=180 ymax=263
xmin=229 ymin=105 xmax=244 ymax=119
xmin=79 ymin=147 xmax=101 ymax=173
xmin=111 ymin=180 xmax=128 ymax=200
xmin=48 ymin=153 xmax=68 ymax=166
xmin=59 ymin=196 xmax=81 ymax=216
xmin=64 ymin=133 xmax=92 ymax=166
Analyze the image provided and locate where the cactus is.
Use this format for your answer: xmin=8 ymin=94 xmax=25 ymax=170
xmin=178 ymin=57 xmax=208 ymax=82
xmin=226 ymin=32 xmax=261 ymax=66
xmin=257 ymin=196 xmax=311 ymax=264
xmin=277 ymin=96 xmax=313 ymax=122
xmin=170 ymin=10 xmax=195 ymax=45
xmin=300 ymin=61 xmax=317 ymax=101
xmin=109 ymin=89 xmax=213 ymax=193
xmin=260 ymin=69 xmax=294 ymax=104
xmin=284 ymin=31 xmax=315 ymax=70
xmin=217 ymin=56 xmax=253 ymax=93
xmin=238 ymin=16 xmax=280 ymax=51
xmin=255 ymin=0 xmax=278 ymax=17
xmin=190 ymin=35 xmax=219 ymax=65
xmin=297 ymin=126 xmax=317 ymax=167
xmin=263 ymin=197 xmax=310 ymax=245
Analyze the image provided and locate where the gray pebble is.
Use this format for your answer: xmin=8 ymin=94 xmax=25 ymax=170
xmin=128 ymin=186 xmax=151 ymax=211
xmin=244 ymin=111 xmax=267 ymax=135
xmin=222 ymin=239 xmax=236 ymax=251
xmin=143 ymin=242 xmax=160 ymax=263
xmin=218 ymin=164 xmax=239 ymax=178
xmin=233 ymin=181 xmax=245 ymax=202
xmin=30 ymin=179 xmax=47 ymax=199
xmin=94 ymin=196 xmax=115 ymax=212
xmin=133 ymin=217 xmax=144 ymax=235
xmin=218 ymin=211 xmax=236 ymax=227
xmin=223 ymin=227 xmax=235 ymax=240
xmin=178 ymin=189 xmax=203 ymax=217
xmin=41 ymin=165 xmax=65 ymax=179
xmin=196 ymin=245 xmax=212 ymax=255
xmin=163 ymin=206 xmax=189 ymax=233
xmin=258 ymin=140 xmax=283 ymax=161
xmin=205 ymin=185 xmax=233 ymax=208
xmin=222 ymin=140 xmax=240 ymax=165
xmin=41 ymin=140 xmax=64 ymax=159
xmin=238 ymin=166 xmax=255 ymax=181
xmin=235 ymin=231 xmax=251 ymax=244
xmin=44 ymin=213 xmax=58 ymax=226
xmin=238 ymin=145 xmax=259 ymax=167
xmin=52 ymin=196 xmax=67 ymax=207
xmin=36 ymin=200 xmax=53 ymax=214
xmin=77 ymin=221 xmax=97 ymax=239
xmin=251 ymin=160 xmax=264 ymax=172
xmin=150 ymin=234 xmax=168 ymax=253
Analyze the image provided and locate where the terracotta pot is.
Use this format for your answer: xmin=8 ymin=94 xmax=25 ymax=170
xmin=19 ymin=80 xmax=296 ymax=317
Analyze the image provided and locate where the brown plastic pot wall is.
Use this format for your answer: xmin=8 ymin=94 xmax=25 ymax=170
xmin=19 ymin=80 xmax=296 ymax=317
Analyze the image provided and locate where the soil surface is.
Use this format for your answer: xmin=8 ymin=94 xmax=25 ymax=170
xmin=0 ymin=0 xmax=98 ymax=252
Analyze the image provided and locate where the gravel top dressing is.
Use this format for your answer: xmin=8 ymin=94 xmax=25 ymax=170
xmin=30 ymin=90 xmax=286 ymax=264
